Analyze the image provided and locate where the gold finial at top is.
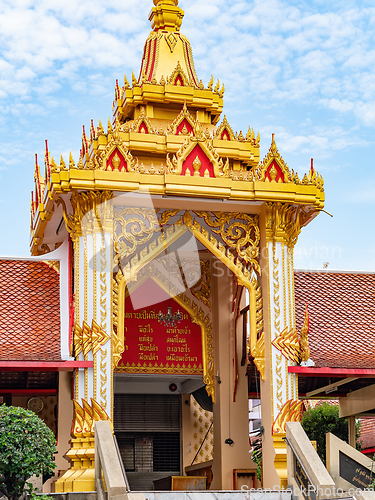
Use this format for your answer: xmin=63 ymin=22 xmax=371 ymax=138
xmin=271 ymin=133 xmax=277 ymax=154
xmin=153 ymin=0 xmax=178 ymax=5
xmin=149 ymin=0 xmax=184 ymax=31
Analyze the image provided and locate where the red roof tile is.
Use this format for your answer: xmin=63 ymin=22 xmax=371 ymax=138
xmin=294 ymin=271 xmax=375 ymax=369
xmin=0 ymin=260 xmax=61 ymax=361
xmin=359 ymin=418 xmax=375 ymax=451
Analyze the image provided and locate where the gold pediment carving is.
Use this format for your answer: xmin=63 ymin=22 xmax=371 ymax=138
xmin=166 ymin=101 xmax=195 ymax=135
xmin=215 ymin=115 xmax=235 ymax=141
xmin=166 ymin=117 xmax=229 ymax=177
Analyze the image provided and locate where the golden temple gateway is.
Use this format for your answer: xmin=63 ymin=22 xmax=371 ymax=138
xmin=27 ymin=0 xmax=326 ymax=492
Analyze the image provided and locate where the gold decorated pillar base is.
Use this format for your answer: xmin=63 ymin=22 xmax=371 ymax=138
xmin=55 ymin=399 xmax=111 ymax=493
xmin=273 ymin=433 xmax=288 ymax=489
xmin=271 ymin=399 xmax=303 ymax=490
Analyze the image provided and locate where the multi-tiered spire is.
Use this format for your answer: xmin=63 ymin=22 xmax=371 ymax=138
xmin=29 ymin=0 xmax=324 ymax=256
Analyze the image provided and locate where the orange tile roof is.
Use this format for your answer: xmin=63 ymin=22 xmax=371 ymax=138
xmin=0 ymin=260 xmax=61 ymax=361
xmin=359 ymin=418 xmax=375 ymax=451
xmin=294 ymin=271 xmax=375 ymax=369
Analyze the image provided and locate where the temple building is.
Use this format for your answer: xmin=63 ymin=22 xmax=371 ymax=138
xmin=4 ymin=0 xmax=364 ymax=493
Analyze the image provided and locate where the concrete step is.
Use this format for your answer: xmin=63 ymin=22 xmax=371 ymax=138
xmin=130 ymin=491 xmax=293 ymax=500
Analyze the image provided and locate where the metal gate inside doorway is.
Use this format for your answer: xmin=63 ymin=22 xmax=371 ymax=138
xmin=114 ymin=393 xmax=181 ymax=491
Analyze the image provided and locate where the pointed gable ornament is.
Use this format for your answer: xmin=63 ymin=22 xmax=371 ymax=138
xmin=254 ymin=133 xmax=291 ymax=183
xmin=215 ymin=115 xmax=235 ymax=141
xmin=168 ymin=61 xmax=190 ymax=87
xmin=166 ymin=114 xmax=229 ymax=177
xmin=130 ymin=106 xmax=156 ymax=134
xmin=166 ymin=101 xmax=194 ymax=135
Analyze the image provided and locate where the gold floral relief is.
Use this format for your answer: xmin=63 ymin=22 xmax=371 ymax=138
xmin=275 ymin=353 xmax=283 ymax=412
xmin=265 ymin=202 xmax=311 ymax=247
xmin=188 ymin=260 xmax=211 ymax=311
xmin=111 ymin=208 xmax=261 ymax=401
xmin=56 ymin=190 xmax=113 ymax=241
xmin=100 ymin=349 xmax=107 ymax=410
xmin=252 ymin=332 xmax=265 ymax=381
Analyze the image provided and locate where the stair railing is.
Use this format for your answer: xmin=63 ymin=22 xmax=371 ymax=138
xmin=95 ymin=420 xmax=128 ymax=500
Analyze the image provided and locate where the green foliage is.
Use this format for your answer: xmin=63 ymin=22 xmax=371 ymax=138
xmin=301 ymin=402 xmax=360 ymax=464
xmin=251 ymin=430 xmax=263 ymax=481
xmin=30 ymin=494 xmax=54 ymax=500
xmin=0 ymin=405 xmax=56 ymax=500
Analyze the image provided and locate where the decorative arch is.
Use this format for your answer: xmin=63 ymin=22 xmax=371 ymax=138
xmin=166 ymin=102 xmax=195 ymax=135
xmin=114 ymin=254 xmax=214 ymax=399
xmin=168 ymin=61 xmax=189 ymax=86
xmin=139 ymin=122 xmax=149 ymax=134
xmin=111 ymin=208 xmax=261 ymax=403
xmin=215 ymin=115 xmax=235 ymax=141
xmin=181 ymin=144 xmax=214 ymax=177
xmin=253 ymin=134 xmax=290 ymax=183
xmin=167 ymin=117 xmax=229 ymax=177
xmin=130 ymin=106 xmax=156 ymax=134
xmin=100 ymin=141 xmax=138 ymax=172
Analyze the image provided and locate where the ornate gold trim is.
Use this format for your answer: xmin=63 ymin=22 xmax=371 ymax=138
xmin=74 ymin=320 xmax=110 ymax=357
xmin=99 ymin=349 xmax=107 ymax=410
xmin=191 ymin=260 xmax=211 ymax=310
xmin=252 ymin=332 xmax=265 ymax=381
xmin=99 ymin=133 xmax=138 ymax=172
xmin=266 ymin=243 xmax=274 ymax=421
xmin=166 ymin=101 xmax=195 ymax=135
xmin=42 ymin=260 xmax=60 ymax=274
xmin=254 ymin=134 xmax=324 ymax=190
xmin=299 ymin=304 xmax=310 ymax=363
xmin=272 ymin=327 xmax=299 ymax=363
xmin=166 ymin=117 xmax=229 ymax=178
xmin=116 ymin=361 xmax=202 ymax=375
xmin=265 ymin=202 xmax=306 ymax=246
xmin=99 ymin=234 xmax=108 ymax=331
xmin=112 ymin=208 xmax=260 ymax=400
xmin=56 ymin=191 xmax=113 ymax=241
xmin=84 ymin=232 xmax=88 ymax=323
xmin=250 ymin=274 xmax=264 ymax=379
xmin=126 ymin=106 xmax=157 ymax=135
xmin=272 ymin=243 xmax=281 ymax=336
xmin=214 ymin=115 xmax=235 ymax=141
xmin=168 ymin=61 xmax=190 ymax=86
xmin=272 ymin=399 xmax=303 ymax=434
xmin=115 ymin=270 xmax=214 ymax=399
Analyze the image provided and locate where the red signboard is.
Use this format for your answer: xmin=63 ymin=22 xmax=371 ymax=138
xmin=116 ymin=279 xmax=203 ymax=375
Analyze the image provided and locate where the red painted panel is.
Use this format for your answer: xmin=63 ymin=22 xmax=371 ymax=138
xmin=118 ymin=279 xmax=203 ymax=375
xmin=148 ymin=38 xmax=158 ymax=82
xmin=0 ymin=389 xmax=58 ymax=395
xmin=181 ymin=144 xmax=214 ymax=178
xmin=221 ymin=130 xmax=230 ymax=141
xmin=265 ymin=160 xmax=285 ymax=183
xmin=174 ymin=74 xmax=184 ymax=86
xmin=289 ymin=366 xmax=375 ymax=377
xmin=144 ymin=39 xmax=152 ymax=80
xmin=106 ymin=148 xmax=128 ymax=171
xmin=139 ymin=122 xmax=149 ymax=134
xmin=0 ymin=361 xmax=93 ymax=372
xmin=176 ymin=118 xmax=193 ymax=135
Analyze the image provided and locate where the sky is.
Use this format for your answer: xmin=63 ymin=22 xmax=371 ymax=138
xmin=0 ymin=0 xmax=374 ymax=271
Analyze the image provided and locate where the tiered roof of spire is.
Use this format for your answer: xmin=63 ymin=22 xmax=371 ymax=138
xmin=30 ymin=0 xmax=324 ymax=255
